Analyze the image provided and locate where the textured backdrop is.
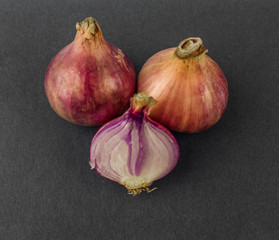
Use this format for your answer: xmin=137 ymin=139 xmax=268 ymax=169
xmin=1 ymin=0 xmax=279 ymax=239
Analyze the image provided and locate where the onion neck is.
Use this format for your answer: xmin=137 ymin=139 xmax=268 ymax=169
xmin=131 ymin=92 xmax=157 ymax=114
xmin=75 ymin=17 xmax=104 ymax=42
xmin=175 ymin=37 xmax=207 ymax=59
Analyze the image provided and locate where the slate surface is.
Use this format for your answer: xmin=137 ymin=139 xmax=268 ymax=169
xmin=1 ymin=0 xmax=279 ymax=239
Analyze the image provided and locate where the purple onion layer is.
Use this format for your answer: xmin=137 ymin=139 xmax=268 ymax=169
xmin=90 ymin=102 xmax=180 ymax=191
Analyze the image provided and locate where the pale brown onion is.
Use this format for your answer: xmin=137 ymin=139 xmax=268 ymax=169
xmin=138 ymin=37 xmax=228 ymax=133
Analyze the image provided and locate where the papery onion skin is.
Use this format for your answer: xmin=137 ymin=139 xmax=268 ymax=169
xmin=45 ymin=17 xmax=136 ymax=126
xmin=138 ymin=37 xmax=228 ymax=133
xmin=90 ymin=93 xmax=180 ymax=195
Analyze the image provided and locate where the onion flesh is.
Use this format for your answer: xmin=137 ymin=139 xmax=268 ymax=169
xmin=90 ymin=93 xmax=180 ymax=195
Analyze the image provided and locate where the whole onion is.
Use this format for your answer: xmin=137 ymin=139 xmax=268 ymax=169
xmin=90 ymin=93 xmax=180 ymax=195
xmin=138 ymin=37 xmax=228 ymax=133
xmin=45 ymin=17 xmax=136 ymax=126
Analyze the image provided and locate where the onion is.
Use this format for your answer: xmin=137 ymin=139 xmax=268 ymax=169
xmin=138 ymin=37 xmax=228 ymax=133
xmin=45 ymin=17 xmax=136 ymax=126
xmin=90 ymin=93 xmax=180 ymax=196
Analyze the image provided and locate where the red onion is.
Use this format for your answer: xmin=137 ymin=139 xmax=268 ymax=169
xmin=90 ymin=93 xmax=180 ymax=195
xmin=45 ymin=17 xmax=136 ymax=126
xmin=138 ymin=37 xmax=228 ymax=133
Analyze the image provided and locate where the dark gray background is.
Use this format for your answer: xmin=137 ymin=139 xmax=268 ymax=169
xmin=1 ymin=0 xmax=279 ymax=239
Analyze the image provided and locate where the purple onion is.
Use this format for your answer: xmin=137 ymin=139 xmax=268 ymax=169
xmin=44 ymin=17 xmax=136 ymax=126
xmin=90 ymin=93 xmax=180 ymax=195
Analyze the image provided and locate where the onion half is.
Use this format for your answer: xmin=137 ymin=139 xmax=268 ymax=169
xmin=90 ymin=93 xmax=180 ymax=195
